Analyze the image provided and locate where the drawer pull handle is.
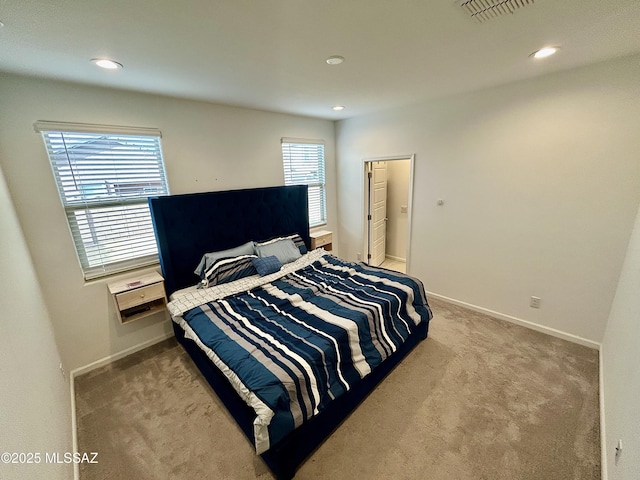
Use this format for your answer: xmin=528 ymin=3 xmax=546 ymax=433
xmin=140 ymin=293 xmax=145 ymax=298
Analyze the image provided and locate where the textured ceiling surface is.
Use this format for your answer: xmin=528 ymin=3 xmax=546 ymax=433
xmin=1 ymin=0 xmax=639 ymax=119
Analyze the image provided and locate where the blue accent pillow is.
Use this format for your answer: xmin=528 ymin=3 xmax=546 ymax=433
xmin=199 ymin=255 xmax=257 ymax=288
xmin=194 ymin=241 xmax=256 ymax=278
xmin=252 ymin=255 xmax=282 ymax=276
xmin=255 ymin=238 xmax=301 ymax=264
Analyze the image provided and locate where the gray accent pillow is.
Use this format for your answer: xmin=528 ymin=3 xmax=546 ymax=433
xmin=194 ymin=241 xmax=256 ymax=278
xmin=255 ymin=238 xmax=301 ymax=265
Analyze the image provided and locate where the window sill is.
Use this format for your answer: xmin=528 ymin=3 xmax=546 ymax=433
xmin=83 ymin=262 xmax=161 ymax=287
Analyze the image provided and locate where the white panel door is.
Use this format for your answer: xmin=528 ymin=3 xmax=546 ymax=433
xmin=370 ymin=161 xmax=387 ymax=266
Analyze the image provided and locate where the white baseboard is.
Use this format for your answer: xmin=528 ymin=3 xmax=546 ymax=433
xmin=70 ymin=330 xmax=174 ymax=378
xmin=70 ymin=330 xmax=174 ymax=480
xmin=70 ymin=373 xmax=79 ymax=480
xmin=384 ymin=254 xmax=406 ymax=262
xmin=426 ymin=291 xmax=601 ymax=350
xmin=599 ymin=346 xmax=608 ymax=480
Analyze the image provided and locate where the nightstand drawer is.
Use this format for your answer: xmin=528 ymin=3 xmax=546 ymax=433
xmin=313 ymin=233 xmax=332 ymax=248
xmin=108 ymin=272 xmax=167 ymax=324
xmin=116 ymin=282 xmax=165 ymax=311
xmin=310 ymin=230 xmax=332 ymax=251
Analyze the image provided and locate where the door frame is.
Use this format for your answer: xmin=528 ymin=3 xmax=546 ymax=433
xmin=362 ymin=154 xmax=415 ymax=273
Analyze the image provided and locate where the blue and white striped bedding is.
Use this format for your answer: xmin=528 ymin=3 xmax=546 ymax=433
xmin=170 ymin=251 xmax=432 ymax=454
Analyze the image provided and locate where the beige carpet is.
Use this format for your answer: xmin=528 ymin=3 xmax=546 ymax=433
xmin=75 ymin=298 xmax=600 ymax=480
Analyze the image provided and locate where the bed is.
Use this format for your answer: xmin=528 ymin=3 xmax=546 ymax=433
xmin=148 ymin=185 xmax=432 ymax=479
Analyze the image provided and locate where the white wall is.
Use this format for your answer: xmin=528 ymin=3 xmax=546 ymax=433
xmin=0 ymin=73 xmax=337 ymax=371
xmin=601 ymin=199 xmax=640 ymax=480
xmin=336 ymin=53 xmax=640 ymax=343
xmin=385 ymin=159 xmax=411 ymax=260
xmin=0 ymin=165 xmax=72 ymax=480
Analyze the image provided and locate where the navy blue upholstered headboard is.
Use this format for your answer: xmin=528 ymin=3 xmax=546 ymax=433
xmin=149 ymin=185 xmax=310 ymax=296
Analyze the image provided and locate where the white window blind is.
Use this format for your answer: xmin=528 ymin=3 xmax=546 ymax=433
xmin=35 ymin=122 xmax=169 ymax=279
xmin=281 ymin=138 xmax=326 ymax=227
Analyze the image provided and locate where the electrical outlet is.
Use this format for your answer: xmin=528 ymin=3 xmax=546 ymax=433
xmin=59 ymin=363 xmax=66 ymax=379
xmin=356 ymin=253 xmax=362 ymax=261
xmin=530 ymin=296 xmax=541 ymax=308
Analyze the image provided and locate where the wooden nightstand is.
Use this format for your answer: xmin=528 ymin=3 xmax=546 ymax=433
xmin=310 ymin=230 xmax=332 ymax=252
xmin=108 ymin=272 xmax=167 ymax=324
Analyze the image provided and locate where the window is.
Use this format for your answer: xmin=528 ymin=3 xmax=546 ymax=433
xmin=281 ymin=138 xmax=326 ymax=227
xmin=35 ymin=121 xmax=169 ymax=280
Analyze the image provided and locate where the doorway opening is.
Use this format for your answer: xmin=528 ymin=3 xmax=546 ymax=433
xmin=362 ymin=155 xmax=414 ymax=274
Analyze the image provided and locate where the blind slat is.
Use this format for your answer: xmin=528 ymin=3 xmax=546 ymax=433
xmin=282 ymin=141 xmax=326 ymax=227
xmin=40 ymin=127 xmax=169 ymax=278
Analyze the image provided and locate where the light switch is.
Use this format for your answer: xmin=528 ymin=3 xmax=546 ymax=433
xmin=400 ymin=205 xmax=408 ymax=213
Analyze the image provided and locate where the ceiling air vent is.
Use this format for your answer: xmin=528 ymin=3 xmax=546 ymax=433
xmin=457 ymin=0 xmax=535 ymax=23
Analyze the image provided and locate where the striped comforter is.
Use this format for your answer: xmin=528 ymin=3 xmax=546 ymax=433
xmin=171 ymin=252 xmax=432 ymax=454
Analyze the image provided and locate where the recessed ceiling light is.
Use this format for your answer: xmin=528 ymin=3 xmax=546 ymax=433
xmin=332 ymin=105 xmax=345 ymax=111
xmin=91 ymin=58 xmax=123 ymax=70
xmin=530 ymin=46 xmax=560 ymax=59
xmin=0 ymin=20 xmax=5 ymax=27
xmin=326 ymin=55 xmax=345 ymax=65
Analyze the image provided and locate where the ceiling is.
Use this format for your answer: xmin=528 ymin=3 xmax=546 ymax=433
xmin=1 ymin=0 xmax=639 ymax=120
